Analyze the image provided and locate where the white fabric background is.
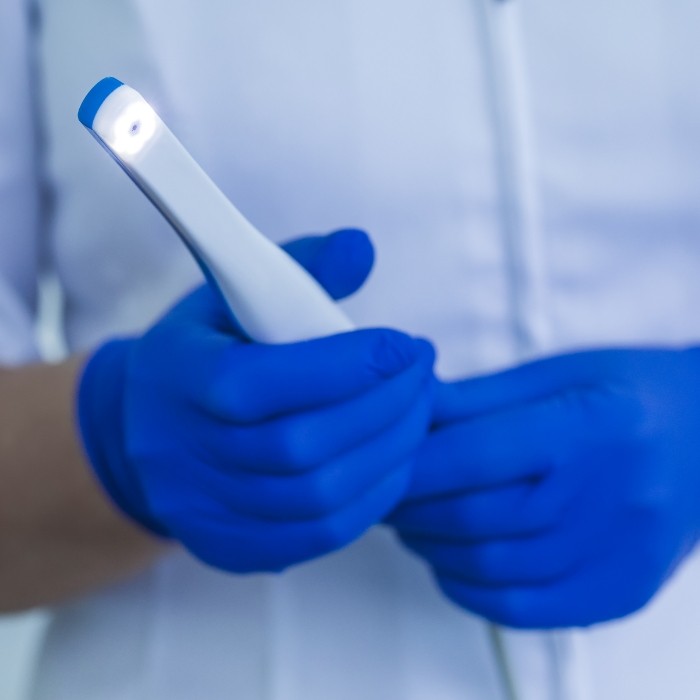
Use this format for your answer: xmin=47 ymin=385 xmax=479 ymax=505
xmin=0 ymin=614 xmax=47 ymax=700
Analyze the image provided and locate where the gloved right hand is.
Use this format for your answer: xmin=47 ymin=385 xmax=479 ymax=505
xmin=77 ymin=229 xmax=436 ymax=573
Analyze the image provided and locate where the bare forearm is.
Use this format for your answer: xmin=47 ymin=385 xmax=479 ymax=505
xmin=0 ymin=356 xmax=164 ymax=612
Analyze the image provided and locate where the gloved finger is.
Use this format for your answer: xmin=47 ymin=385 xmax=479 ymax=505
xmin=388 ymin=481 xmax=558 ymax=541
xmin=401 ymin=507 xmax=606 ymax=587
xmin=162 ymin=283 xmax=241 ymax=334
xmin=201 ymin=329 xmax=434 ymax=424
xmin=197 ymin=389 xmax=432 ymax=520
xmin=434 ymin=547 xmax=658 ymax=629
xmin=172 ymin=460 xmax=413 ymax=573
xmin=154 ymin=228 xmax=372 ymax=339
xmin=403 ymin=397 xmax=574 ymax=501
xmin=433 ymin=350 xmax=624 ymax=426
xmin=282 ymin=228 xmax=375 ymax=300
xmin=390 ymin=450 xmax=591 ymax=540
xmin=201 ymin=350 xmax=434 ymax=473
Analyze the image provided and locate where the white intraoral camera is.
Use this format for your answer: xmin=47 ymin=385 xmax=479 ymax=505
xmin=79 ymin=77 xmax=354 ymax=344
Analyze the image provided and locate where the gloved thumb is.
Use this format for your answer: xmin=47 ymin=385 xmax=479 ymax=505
xmin=282 ymin=228 xmax=375 ymax=300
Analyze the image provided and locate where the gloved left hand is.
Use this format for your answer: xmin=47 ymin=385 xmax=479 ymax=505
xmin=388 ymin=347 xmax=700 ymax=628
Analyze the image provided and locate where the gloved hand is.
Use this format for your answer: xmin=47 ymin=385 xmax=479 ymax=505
xmin=78 ymin=229 xmax=436 ymax=573
xmin=388 ymin=348 xmax=700 ymax=628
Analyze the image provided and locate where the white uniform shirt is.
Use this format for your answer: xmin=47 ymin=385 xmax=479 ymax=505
xmin=1 ymin=0 xmax=700 ymax=698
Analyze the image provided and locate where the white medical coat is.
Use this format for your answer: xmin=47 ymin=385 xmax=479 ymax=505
xmin=1 ymin=0 xmax=700 ymax=698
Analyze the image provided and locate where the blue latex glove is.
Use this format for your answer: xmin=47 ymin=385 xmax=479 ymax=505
xmin=388 ymin=348 xmax=700 ymax=628
xmin=78 ymin=229 xmax=435 ymax=573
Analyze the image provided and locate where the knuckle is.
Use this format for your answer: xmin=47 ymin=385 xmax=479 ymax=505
xmin=311 ymin=515 xmax=355 ymax=556
xmin=453 ymin=506 xmax=480 ymax=536
xmin=617 ymin=394 xmax=649 ymax=440
xmin=523 ymin=482 xmax=567 ymax=532
xmin=533 ymin=554 xmax=568 ymax=584
xmin=436 ymin=576 xmax=533 ymax=628
xmin=587 ymin=386 xmax=647 ymax=444
xmin=303 ymin=471 xmax=343 ymax=517
xmin=223 ymin=390 xmax=256 ymax=424
xmin=209 ymin=361 xmax=256 ymax=423
xmin=470 ymin=543 xmax=508 ymax=581
xmin=366 ymin=329 xmax=416 ymax=379
xmin=248 ymin=477 xmax=281 ymax=518
xmin=545 ymin=391 xmax=589 ymax=448
xmin=627 ymin=483 xmax=670 ymax=532
xmin=519 ymin=500 xmax=553 ymax=534
xmin=496 ymin=590 xmax=532 ymax=628
xmin=213 ymin=347 xmax=286 ymax=424
xmin=274 ymin=420 xmax=320 ymax=471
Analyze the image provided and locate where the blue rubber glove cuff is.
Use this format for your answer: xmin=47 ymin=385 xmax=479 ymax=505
xmin=77 ymin=339 xmax=169 ymax=538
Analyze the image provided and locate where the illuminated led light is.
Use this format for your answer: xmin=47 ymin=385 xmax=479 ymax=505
xmin=108 ymin=100 xmax=158 ymax=156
